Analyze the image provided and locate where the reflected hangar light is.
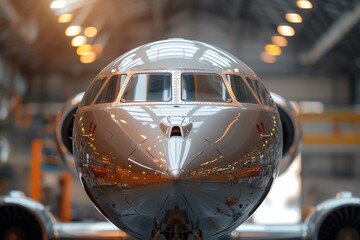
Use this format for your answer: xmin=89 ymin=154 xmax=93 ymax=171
xmin=260 ymin=52 xmax=276 ymax=63
xmin=65 ymin=25 xmax=82 ymax=36
xmin=146 ymin=44 xmax=199 ymax=62
xmin=296 ymin=0 xmax=313 ymax=9
xmin=76 ymin=44 xmax=92 ymax=55
xmin=265 ymin=44 xmax=282 ymax=56
xmin=50 ymin=0 xmax=67 ymax=9
xmin=80 ymin=52 xmax=96 ymax=64
xmin=285 ymin=13 xmax=303 ymax=23
xmin=277 ymin=25 xmax=295 ymax=37
xmin=57 ymin=13 xmax=73 ymax=23
xmin=271 ymin=36 xmax=288 ymax=47
xmin=85 ymin=27 xmax=98 ymax=37
xmin=261 ymin=0 xmax=311 ymax=63
xmin=49 ymin=0 xmax=104 ymax=64
xmin=71 ymin=35 xmax=87 ymax=47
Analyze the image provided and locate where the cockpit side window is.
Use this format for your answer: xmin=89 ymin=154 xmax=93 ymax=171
xmin=81 ymin=76 xmax=107 ymax=106
xmin=95 ymin=74 xmax=127 ymax=104
xmin=245 ymin=77 xmax=273 ymax=106
xmin=122 ymin=73 xmax=172 ymax=102
xmin=181 ymin=73 xmax=231 ymax=102
xmin=225 ymin=74 xmax=258 ymax=104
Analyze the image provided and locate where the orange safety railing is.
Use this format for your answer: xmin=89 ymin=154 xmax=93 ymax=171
xmin=30 ymin=138 xmax=72 ymax=222
xmin=301 ymin=112 xmax=360 ymax=145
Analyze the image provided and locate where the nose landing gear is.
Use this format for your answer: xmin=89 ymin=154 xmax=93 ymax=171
xmin=150 ymin=207 xmax=203 ymax=240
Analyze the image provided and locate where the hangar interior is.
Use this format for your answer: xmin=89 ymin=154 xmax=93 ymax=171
xmin=0 ymin=0 xmax=360 ymax=234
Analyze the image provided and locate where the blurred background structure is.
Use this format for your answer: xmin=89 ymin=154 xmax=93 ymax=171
xmin=0 ymin=0 xmax=360 ymax=224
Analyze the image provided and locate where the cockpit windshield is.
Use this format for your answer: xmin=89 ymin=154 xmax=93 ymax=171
xmin=226 ymin=74 xmax=258 ymax=104
xmin=181 ymin=73 xmax=231 ymax=102
xmin=122 ymin=73 xmax=172 ymax=102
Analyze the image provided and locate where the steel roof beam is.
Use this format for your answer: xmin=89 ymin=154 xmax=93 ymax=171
xmin=299 ymin=2 xmax=360 ymax=65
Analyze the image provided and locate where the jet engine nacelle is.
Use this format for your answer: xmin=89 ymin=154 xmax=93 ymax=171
xmin=55 ymin=92 xmax=301 ymax=176
xmin=54 ymin=92 xmax=84 ymax=175
xmin=0 ymin=191 xmax=56 ymax=240
xmin=271 ymin=93 xmax=301 ymax=175
xmin=304 ymin=192 xmax=360 ymax=240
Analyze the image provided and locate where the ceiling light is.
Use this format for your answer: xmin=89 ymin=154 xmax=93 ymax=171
xmin=285 ymin=13 xmax=303 ymax=23
xmin=271 ymin=36 xmax=288 ymax=47
xmin=296 ymin=0 xmax=313 ymax=9
xmin=261 ymin=52 xmax=276 ymax=63
xmin=65 ymin=26 xmax=82 ymax=36
xmin=71 ymin=36 xmax=87 ymax=47
xmin=50 ymin=0 xmax=67 ymax=9
xmin=85 ymin=27 xmax=97 ymax=38
xmin=77 ymin=44 xmax=93 ymax=56
xmin=277 ymin=25 xmax=295 ymax=36
xmin=265 ymin=44 xmax=282 ymax=56
xmin=80 ymin=52 xmax=96 ymax=64
xmin=57 ymin=13 xmax=73 ymax=23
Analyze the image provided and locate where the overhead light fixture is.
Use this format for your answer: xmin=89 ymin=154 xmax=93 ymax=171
xmin=296 ymin=0 xmax=313 ymax=9
xmin=77 ymin=44 xmax=93 ymax=56
xmin=50 ymin=0 xmax=67 ymax=9
xmin=65 ymin=26 xmax=82 ymax=36
xmin=57 ymin=13 xmax=73 ymax=23
xmin=71 ymin=36 xmax=87 ymax=47
xmin=261 ymin=52 xmax=276 ymax=63
xmin=265 ymin=44 xmax=282 ymax=56
xmin=80 ymin=52 xmax=96 ymax=64
xmin=85 ymin=27 xmax=98 ymax=38
xmin=271 ymin=36 xmax=288 ymax=47
xmin=285 ymin=13 xmax=303 ymax=23
xmin=277 ymin=25 xmax=295 ymax=36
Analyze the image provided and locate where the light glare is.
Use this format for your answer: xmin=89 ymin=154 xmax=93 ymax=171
xmin=261 ymin=52 xmax=276 ymax=63
xmin=65 ymin=26 xmax=82 ymax=36
xmin=50 ymin=0 xmax=66 ymax=9
xmin=285 ymin=13 xmax=303 ymax=23
xmin=77 ymin=44 xmax=93 ymax=56
xmin=271 ymin=36 xmax=288 ymax=47
xmin=277 ymin=25 xmax=295 ymax=37
xmin=296 ymin=0 xmax=313 ymax=9
xmin=71 ymin=36 xmax=87 ymax=47
xmin=80 ymin=52 xmax=96 ymax=64
xmin=265 ymin=44 xmax=282 ymax=56
xmin=57 ymin=13 xmax=73 ymax=23
xmin=85 ymin=27 xmax=98 ymax=37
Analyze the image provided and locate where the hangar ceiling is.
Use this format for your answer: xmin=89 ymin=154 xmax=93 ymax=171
xmin=0 ymin=0 xmax=360 ymax=76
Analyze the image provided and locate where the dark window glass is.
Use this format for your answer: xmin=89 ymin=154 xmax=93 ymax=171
xmin=95 ymin=74 xmax=127 ymax=104
xmin=81 ymin=77 xmax=107 ymax=106
xmin=226 ymin=75 xmax=258 ymax=104
xmin=181 ymin=73 xmax=231 ymax=102
xmin=245 ymin=77 xmax=273 ymax=106
xmin=122 ymin=73 xmax=171 ymax=102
